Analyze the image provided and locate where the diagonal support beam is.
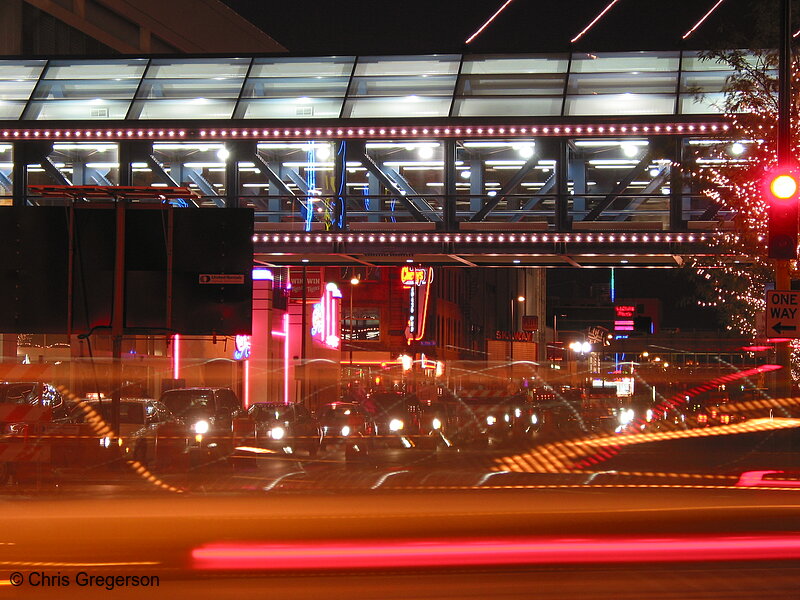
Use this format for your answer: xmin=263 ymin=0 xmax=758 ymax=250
xmin=142 ymin=154 xmax=200 ymax=207
xmin=699 ymin=202 xmax=722 ymax=221
xmin=184 ymin=169 xmax=225 ymax=207
xmin=357 ymin=151 xmax=431 ymax=222
xmin=510 ymin=173 xmax=556 ymax=222
xmin=42 ymin=155 xmax=71 ymax=186
xmin=583 ymin=149 xmax=655 ymax=221
xmin=469 ymin=152 xmax=540 ymax=222
xmin=613 ymin=166 xmax=669 ymax=221
xmin=381 ymin=166 xmax=442 ymax=222
xmin=87 ymin=168 xmax=113 ymax=187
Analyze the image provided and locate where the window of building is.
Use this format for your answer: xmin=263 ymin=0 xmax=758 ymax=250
xmin=343 ymin=308 xmax=381 ymax=341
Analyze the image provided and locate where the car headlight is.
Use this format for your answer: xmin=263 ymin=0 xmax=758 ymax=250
xmin=341 ymin=425 xmax=351 ymax=436
xmin=531 ymin=414 xmax=538 ymax=425
xmin=389 ymin=418 xmax=404 ymax=432
xmin=100 ymin=436 xmax=111 ymax=448
xmin=486 ymin=416 xmax=496 ymax=425
xmin=193 ymin=420 xmax=210 ymax=435
xmin=432 ymin=418 xmax=442 ymax=430
xmin=270 ymin=426 xmax=285 ymax=440
xmin=619 ymin=409 xmax=634 ymax=426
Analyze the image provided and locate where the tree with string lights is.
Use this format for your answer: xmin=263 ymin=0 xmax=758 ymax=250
xmin=688 ymin=47 xmax=800 ymax=378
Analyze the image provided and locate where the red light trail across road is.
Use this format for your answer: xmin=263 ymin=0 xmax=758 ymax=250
xmin=193 ymin=533 xmax=800 ymax=570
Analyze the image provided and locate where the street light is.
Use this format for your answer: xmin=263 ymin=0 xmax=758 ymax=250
xmin=348 ymin=276 xmax=360 ymax=370
xmin=509 ymin=295 xmax=526 ymax=381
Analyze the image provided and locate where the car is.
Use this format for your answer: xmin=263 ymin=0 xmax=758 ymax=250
xmin=318 ymin=401 xmax=375 ymax=459
xmin=157 ymin=387 xmax=244 ymax=465
xmin=69 ymin=398 xmax=172 ymax=465
xmin=0 ymin=382 xmax=69 ymax=430
xmin=245 ymin=402 xmax=322 ymax=457
xmin=363 ymin=392 xmax=424 ymax=449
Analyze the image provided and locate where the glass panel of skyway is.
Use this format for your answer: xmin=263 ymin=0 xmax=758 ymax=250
xmin=0 ymin=60 xmax=45 ymax=119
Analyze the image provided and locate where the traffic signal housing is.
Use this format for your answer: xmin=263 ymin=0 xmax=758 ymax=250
xmin=765 ymin=167 xmax=800 ymax=259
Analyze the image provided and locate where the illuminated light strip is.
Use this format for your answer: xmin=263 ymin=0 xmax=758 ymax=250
xmin=682 ymin=0 xmax=727 ymax=40
xmin=243 ymin=358 xmax=250 ymax=409
xmin=465 ymin=0 xmax=516 ymax=44
xmin=0 ymin=122 xmax=729 ymax=141
xmin=571 ymin=0 xmax=622 ymax=43
xmin=255 ymin=232 xmax=726 ymax=245
xmin=192 ymin=533 xmax=800 ymax=570
xmin=172 ymin=333 xmax=180 ymax=380
xmin=283 ymin=312 xmax=290 ymax=405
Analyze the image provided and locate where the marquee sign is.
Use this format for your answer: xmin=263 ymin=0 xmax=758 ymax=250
xmin=311 ymin=282 xmax=342 ymax=349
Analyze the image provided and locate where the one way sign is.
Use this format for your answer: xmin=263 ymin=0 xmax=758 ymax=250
xmin=766 ymin=290 xmax=800 ymax=338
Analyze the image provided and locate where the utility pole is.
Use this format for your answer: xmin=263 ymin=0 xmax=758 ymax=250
xmin=775 ymin=0 xmax=793 ymax=398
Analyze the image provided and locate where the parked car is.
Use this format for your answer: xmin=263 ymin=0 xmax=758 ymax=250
xmin=245 ymin=402 xmax=322 ymax=457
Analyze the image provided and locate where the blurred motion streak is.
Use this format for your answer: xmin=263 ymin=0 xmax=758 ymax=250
xmin=496 ymin=366 xmax=788 ymax=474
xmin=192 ymin=534 xmax=800 ymax=570
xmin=737 ymin=470 xmax=800 ymax=488
xmin=499 ymin=417 xmax=800 ymax=474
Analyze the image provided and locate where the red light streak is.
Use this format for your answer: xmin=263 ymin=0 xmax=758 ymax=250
xmin=737 ymin=470 xmax=800 ymax=488
xmin=193 ymin=533 xmax=800 ymax=570
xmin=682 ymin=0 xmax=727 ymax=40
xmin=571 ymin=0 xmax=622 ymax=43
xmin=465 ymin=0 xmax=515 ymax=44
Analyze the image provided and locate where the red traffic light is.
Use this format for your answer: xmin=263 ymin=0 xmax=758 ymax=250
xmin=770 ymin=173 xmax=799 ymax=199
xmin=764 ymin=166 xmax=800 ymax=202
xmin=765 ymin=167 xmax=800 ymax=259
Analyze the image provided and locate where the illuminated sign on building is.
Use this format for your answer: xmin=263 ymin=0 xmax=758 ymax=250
xmin=311 ymin=282 xmax=342 ymax=349
xmin=401 ymin=266 xmax=429 ymax=287
xmin=614 ymin=305 xmax=636 ymax=331
xmin=403 ymin=266 xmax=434 ymax=345
xmin=233 ymin=335 xmax=251 ymax=360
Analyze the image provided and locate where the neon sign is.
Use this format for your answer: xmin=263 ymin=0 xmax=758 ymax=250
xmin=403 ymin=266 xmax=434 ymax=345
xmin=233 ymin=335 xmax=251 ymax=360
xmin=614 ymin=304 xmax=635 ymax=331
xmin=401 ymin=266 xmax=429 ymax=287
xmin=311 ymin=282 xmax=342 ymax=349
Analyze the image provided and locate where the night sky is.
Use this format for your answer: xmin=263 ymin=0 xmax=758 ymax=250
xmin=222 ymin=0 xmax=771 ymax=55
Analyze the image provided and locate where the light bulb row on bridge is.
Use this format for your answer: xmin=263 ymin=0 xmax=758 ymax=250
xmin=253 ymin=232 xmax=720 ymax=245
xmin=0 ymin=122 xmax=729 ymax=141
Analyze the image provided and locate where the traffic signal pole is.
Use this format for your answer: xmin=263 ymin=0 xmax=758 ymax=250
xmin=775 ymin=0 xmax=793 ymax=398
